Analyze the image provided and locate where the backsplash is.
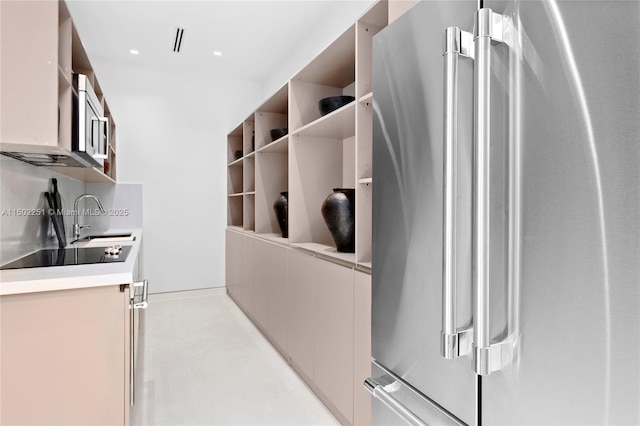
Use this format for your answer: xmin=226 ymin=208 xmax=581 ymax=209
xmin=0 ymin=156 xmax=86 ymax=264
xmin=83 ymin=183 xmax=143 ymax=231
xmin=0 ymin=156 xmax=143 ymax=265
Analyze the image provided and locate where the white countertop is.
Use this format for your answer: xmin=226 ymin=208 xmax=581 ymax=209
xmin=0 ymin=228 xmax=142 ymax=296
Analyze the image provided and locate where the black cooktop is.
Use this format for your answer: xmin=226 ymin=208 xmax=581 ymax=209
xmin=0 ymin=246 xmax=132 ymax=270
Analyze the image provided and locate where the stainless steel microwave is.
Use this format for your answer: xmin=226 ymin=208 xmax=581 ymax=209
xmin=73 ymin=74 xmax=108 ymax=167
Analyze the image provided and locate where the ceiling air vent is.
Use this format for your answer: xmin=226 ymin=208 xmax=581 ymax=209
xmin=173 ymin=27 xmax=185 ymax=53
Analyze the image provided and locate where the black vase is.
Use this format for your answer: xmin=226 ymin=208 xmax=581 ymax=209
xmin=321 ymin=188 xmax=355 ymax=253
xmin=273 ymin=192 xmax=288 ymax=238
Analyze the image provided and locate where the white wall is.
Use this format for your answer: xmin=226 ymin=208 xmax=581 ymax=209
xmin=89 ymin=62 xmax=262 ymax=293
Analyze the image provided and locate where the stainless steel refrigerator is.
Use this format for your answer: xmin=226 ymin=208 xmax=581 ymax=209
xmin=368 ymin=1 xmax=640 ymax=424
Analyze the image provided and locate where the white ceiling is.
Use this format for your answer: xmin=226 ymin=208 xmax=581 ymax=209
xmin=66 ymin=1 xmax=377 ymax=86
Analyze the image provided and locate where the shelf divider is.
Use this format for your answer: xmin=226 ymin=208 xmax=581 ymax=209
xmin=359 ymin=92 xmax=373 ymax=103
xmin=292 ymin=242 xmax=356 ymax=265
xmin=257 ymin=135 xmax=289 ymax=154
xmin=292 ymin=102 xmax=356 ymax=139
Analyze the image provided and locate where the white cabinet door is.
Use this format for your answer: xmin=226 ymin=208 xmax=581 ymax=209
xmin=314 ymin=260 xmax=354 ymax=424
xmin=267 ymin=243 xmax=289 ymax=356
xmin=240 ymin=234 xmax=254 ymax=316
xmin=251 ymin=239 xmax=271 ymax=330
xmin=353 ymin=270 xmax=372 ymax=426
xmin=1 ymin=286 xmax=128 ymax=425
xmin=0 ymin=0 xmax=58 ymax=148
xmin=287 ymin=249 xmax=316 ymax=381
xmin=225 ymin=229 xmax=242 ymax=299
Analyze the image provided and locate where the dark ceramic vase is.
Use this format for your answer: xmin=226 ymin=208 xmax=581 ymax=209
xmin=321 ymin=188 xmax=355 ymax=253
xmin=273 ymin=192 xmax=288 ymax=238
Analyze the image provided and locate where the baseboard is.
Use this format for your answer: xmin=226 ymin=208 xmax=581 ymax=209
xmin=148 ymin=287 xmax=227 ymax=302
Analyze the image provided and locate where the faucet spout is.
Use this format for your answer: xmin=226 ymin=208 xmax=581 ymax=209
xmin=73 ymin=194 xmax=106 ymax=239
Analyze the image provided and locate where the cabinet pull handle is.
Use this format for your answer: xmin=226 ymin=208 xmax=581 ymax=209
xmin=129 ymin=289 xmax=135 ymax=406
xmin=364 ymin=377 xmax=428 ymax=426
xmin=133 ymin=279 xmax=149 ymax=309
xmin=472 ymin=8 xmax=514 ymax=375
xmin=441 ymin=27 xmax=474 ymax=360
xmin=129 ymin=280 xmax=149 ymax=406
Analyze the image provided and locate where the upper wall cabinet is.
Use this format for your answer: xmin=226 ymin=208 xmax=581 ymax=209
xmin=226 ymin=0 xmax=388 ymax=271
xmin=0 ymin=0 xmax=117 ymax=183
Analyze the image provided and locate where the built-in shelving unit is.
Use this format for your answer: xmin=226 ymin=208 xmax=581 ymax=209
xmin=225 ymin=1 xmax=388 ymax=269
xmin=225 ymin=2 xmax=388 ymax=424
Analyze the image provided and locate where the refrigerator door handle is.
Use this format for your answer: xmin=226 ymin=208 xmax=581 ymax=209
xmin=441 ymin=26 xmax=474 ymax=360
xmin=472 ymin=8 xmax=515 ymax=376
xmin=364 ymin=376 xmax=429 ymax=426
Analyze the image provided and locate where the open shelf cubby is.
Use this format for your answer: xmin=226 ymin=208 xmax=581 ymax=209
xmin=289 ymin=133 xmax=355 ymax=251
xmin=243 ymin=117 xmax=255 ymax=156
xmin=290 ymin=25 xmax=356 ymax=132
xmin=243 ymin=193 xmax=255 ymax=232
xmin=227 ymin=123 xmax=243 ymax=164
xmin=228 ymin=162 xmax=243 ymax=195
xmin=244 ymin=156 xmax=255 ymax=193
xmin=228 ymin=195 xmax=243 ymax=227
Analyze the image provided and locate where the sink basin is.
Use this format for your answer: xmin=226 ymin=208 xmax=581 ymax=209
xmin=73 ymin=233 xmax=135 ymax=243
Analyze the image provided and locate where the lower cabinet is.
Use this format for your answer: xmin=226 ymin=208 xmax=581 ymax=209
xmin=287 ymin=250 xmax=316 ymax=381
xmin=226 ymin=229 xmax=255 ymax=316
xmin=240 ymin=234 xmax=255 ymax=318
xmin=226 ymin=229 xmax=372 ymax=426
xmin=313 ymin=260 xmax=355 ymax=424
xmin=0 ymin=285 xmax=131 ymax=425
xmin=225 ymin=229 xmax=241 ymax=299
xmin=263 ymin=241 xmax=289 ymax=355
xmin=252 ymin=239 xmax=272 ymax=331
xmin=353 ymin=271 xmax=372 ymax=426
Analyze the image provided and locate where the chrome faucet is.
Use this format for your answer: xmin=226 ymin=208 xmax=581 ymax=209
xmin=73 ymin=194 xmax=106 ymax=239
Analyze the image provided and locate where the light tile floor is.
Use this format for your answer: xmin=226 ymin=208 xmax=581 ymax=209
xmin=132 ymin=289 xmax=339 ymax=426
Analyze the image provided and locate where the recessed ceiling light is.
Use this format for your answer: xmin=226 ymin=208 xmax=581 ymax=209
xmin=213 ymin=51 xmax=222 ymax=57
xmin=130 ymin=49 xmax=140 ymax=55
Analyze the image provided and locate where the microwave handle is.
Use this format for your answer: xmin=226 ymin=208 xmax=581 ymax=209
xmin=92 ymin=117 xmax=109 ymax=159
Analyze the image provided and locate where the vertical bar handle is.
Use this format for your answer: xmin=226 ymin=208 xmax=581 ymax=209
xmin=133 ymin=279 xmax=149 ymax=309
xmin=441 ymin=27 xmax=474 ymax=360
xmin=130 ymin=279 xmax=149 ymax=406
xmin=129 ymin=287 xmax=135 ymax=406
xmin=472 ymin=8 xmax=514 ymax=376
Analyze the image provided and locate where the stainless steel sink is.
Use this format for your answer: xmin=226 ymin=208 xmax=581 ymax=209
xmin=73 ymin=233 xmax=135 ymax=243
